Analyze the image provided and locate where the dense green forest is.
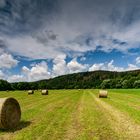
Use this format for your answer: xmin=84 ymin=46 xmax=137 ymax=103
xmin=0 ymin=70 xmax=140 ymax=91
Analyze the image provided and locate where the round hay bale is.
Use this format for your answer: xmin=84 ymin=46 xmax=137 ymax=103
xmin=28 ymin=90 xmax=34 ymax=95
xmin=0 ymin=97 xmax=21 ymax=129
xmin=41 ymin=90 xmax=48 ymax=95
xmin=99 ymin=90 xmax=108 ymax=98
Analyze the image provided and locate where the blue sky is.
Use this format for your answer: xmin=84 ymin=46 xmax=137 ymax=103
xmin=0 ymin=0 xmax=140 ymax=82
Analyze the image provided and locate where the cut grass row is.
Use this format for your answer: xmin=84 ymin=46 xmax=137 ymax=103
xmin=0 ymin=89 xmax=140 ymax=140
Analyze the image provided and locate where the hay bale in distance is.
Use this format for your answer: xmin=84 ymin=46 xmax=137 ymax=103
xmin=28 ymin=90 xmax=34 ymax=95
xmin=0 ymin=97 xmax=21 ymax=129
xmin=99 ymin=90 xmax=108 ymax=98
xmin=41 ymin=90 xmax=48 ymax=95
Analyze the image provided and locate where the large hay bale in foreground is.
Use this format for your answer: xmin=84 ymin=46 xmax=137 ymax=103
xmin=99 ymin=90 xmax=108 ymax=98
xmin=28 ymin=90 xmax=34 ymax=95
xmin=41 ymin=90 xmax=48 ymax=95
xmin=0 ymin=97 xmax=21 ymax=129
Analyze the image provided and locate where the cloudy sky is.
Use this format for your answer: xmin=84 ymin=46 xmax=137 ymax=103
xmin=0 ymin=0 xmax=140 ymax=82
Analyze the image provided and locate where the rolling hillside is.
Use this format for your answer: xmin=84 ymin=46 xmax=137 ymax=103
xmin=34 ymin=70 xmax=140 ymax=89
xmin=0 ymin=70 xmax=140 ymax=90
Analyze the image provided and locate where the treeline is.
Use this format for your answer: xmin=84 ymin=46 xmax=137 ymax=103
xmin=0 ymin=70 xmax=140 ymax=91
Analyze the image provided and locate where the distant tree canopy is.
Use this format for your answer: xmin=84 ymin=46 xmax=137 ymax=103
xmin=0 ymin=70 xmax=140 ymax=91
xmin=0 ymin=80 xmax=12 ymax=91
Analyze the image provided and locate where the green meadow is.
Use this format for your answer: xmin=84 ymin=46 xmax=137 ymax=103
xmin=0 ymin=89 xmax=140 ymax=140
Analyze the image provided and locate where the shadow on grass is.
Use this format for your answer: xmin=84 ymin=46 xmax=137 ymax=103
xmin=0 ymin=120 xmax=31 ymax=132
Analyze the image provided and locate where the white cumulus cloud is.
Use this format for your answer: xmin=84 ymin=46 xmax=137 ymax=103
xmin=127 ymin=64 xmax=139 ymax=71
xmin=22 ymin=61 xmax=51 ymax=82
xmin=52 ymin=54 xmax=68 ymax=76
xmin=89 ymin=63 xmax=105 ymax=71
xmin=67 ymin=58 xmax=88 ymax=73
xmin=136 ymin=57 xmax=140 ymax=64
xmin=8 ymin=75 xmax=26 ymax=83
xmin=0 ymin=53 xmax=19 ymax=69
xmin=89 ymin=60 xmax=125 ymax=72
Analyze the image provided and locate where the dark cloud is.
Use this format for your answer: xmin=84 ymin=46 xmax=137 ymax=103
xmin=0 ymin=0 xmax=59 ymax=35
xmin=0 ymin=39 xmax=6 ymax=48
xmin=0 ymin=38 xmax=8 ymax=53
xmin=1 ymin=0 xmax=140 ymax=36
xmin=0 ymin=0 xmax=140 ymax=59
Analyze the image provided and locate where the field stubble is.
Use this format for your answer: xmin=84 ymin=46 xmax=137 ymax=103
xmin=0 ymin=89 xmax=140 ymax=140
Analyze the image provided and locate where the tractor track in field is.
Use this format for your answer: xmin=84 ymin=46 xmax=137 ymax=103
xmin=89 ymin=91 xmax=140 ymax=140
xmin=64 ymin=92 xmax=85 ymax=140
xmin=36 ymin=93 xmax=79 ymax=140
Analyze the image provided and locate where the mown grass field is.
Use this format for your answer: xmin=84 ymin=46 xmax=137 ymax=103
xmin=0 ymin=89 xmax=140 ymax=140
